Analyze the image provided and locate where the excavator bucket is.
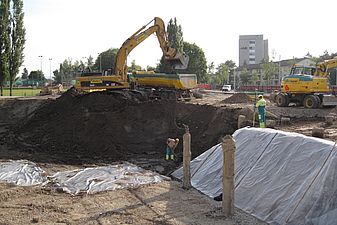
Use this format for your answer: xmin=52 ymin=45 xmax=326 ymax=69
xmin=167 ymin=52 xmax=190 ymax=70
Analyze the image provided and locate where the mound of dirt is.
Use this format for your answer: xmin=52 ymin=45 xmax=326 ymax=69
xmin=5 ymin=88 xmax=241 ymax=174
xmin=222 ymin=93 xmax=252 ymax=104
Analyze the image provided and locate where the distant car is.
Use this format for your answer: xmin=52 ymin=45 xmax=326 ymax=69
xmin=221 ymin=85 xmax=232 ymax=92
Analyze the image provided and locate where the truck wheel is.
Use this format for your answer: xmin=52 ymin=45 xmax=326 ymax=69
xmin=275 ymin=93 xmax=289 ymax=107
xmin=303 ymin=95 xmax=318 ymax=108
xmin=313 ymin=95 xmax=321 ymax=107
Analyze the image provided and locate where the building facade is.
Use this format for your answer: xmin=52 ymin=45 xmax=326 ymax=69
xmin=239 ymin=35 xmax=268 ymax=66
xmin=235 ymin=58 xmax=316 ymax=88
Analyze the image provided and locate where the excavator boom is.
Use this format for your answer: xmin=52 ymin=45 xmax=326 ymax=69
xmin=115 ymin=17 xmax=189 ymax=81
xmin=75 ymin=17 xmax=195 ymax=97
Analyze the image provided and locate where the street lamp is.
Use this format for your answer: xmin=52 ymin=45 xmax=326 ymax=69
xmin=38 ymin=55 xmax=43 ymax=72
xmin=49 ymin=58 xmax=53 ymax=83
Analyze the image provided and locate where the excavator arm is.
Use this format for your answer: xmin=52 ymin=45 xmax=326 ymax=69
xmin=115 ymin=17 xmax=189 ymax=81
xmin=316 ymin=56 xmax=337 ymax=77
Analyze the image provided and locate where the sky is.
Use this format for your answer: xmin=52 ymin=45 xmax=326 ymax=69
xmin=22 ymin=0 xmax=337 ymax=79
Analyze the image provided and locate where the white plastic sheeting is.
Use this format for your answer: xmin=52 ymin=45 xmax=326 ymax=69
xmin=172 ymin=127 xmax=337 ymax=225
xmin=50 ymin=162 xmax=169 ymax=195
xmin=0 ymin=160 xmax=47 ymax=186
xmin=0 ymin=161 xmax=168 ymax=195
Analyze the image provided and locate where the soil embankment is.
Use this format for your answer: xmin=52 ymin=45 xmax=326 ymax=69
xmin=2 ymin=89 xmax=240 ymax=174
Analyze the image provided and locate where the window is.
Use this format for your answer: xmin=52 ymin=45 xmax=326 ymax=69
xmin=249 ymin=40 xmax=256 ymax=48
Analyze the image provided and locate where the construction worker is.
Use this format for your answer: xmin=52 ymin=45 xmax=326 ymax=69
xmin=165 ymin=138 xmax=179 ymax=160
xmin=256 ymin=94 xmax=266 ymax=128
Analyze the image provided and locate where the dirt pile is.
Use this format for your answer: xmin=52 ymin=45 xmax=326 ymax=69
xmin=4 ymin=88 xmax=240 ymax=174
xmin=222 ymin=93 xmax=252 ymax=104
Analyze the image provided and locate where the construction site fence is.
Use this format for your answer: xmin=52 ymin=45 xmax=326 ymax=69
xmin=239 ymin=85 xmax=337 ymax=93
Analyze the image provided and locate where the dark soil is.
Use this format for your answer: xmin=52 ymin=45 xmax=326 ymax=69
xmin=2 ymin=88 xmax=240 ymax=174
xmin=222 ymin=93 xmax=252 ymax=104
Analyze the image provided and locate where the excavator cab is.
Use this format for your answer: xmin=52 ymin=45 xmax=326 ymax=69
xmin=166 ymin=52 xmax=190 ymax=70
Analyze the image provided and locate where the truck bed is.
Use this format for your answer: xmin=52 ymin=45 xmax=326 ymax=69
xmin=130 ymin=73 xmax=197 ymax=90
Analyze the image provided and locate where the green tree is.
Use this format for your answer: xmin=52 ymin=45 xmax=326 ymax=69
xmin=215 ymin=63 xmax=229 ymax=84
xmin=240 ymin=68 xmax=249 ymax=85
xmin=0 ymin=0 xmax=10 ymax=96
xmin=28 ymin=70 xmax=44 ymax=83
xmin=207 ymin=62 xmax=215 ymax=75
xmin=262 ymin=61 xmax=278 ymax=84
xmin=167 ymin=18 xmax=183 ymax=52
xmin=87 ymin=55 xmax=94 ymax=68
xmin=94 ymin=48 xmax=119 ymax=72
xmin=8 ymin=0 xmax=25 ymax=96
xmin=59 ymin=58 xmax=76 ymax=83
xmin=53 ymin=69 xmax=61 ymax=84
xmin=224 ymin=60 xmax=236 ymax=84
xmin=252 ymin=71 xmax=260 ymax=85
xmin=157 ymin=17 xmax=184 ymax=73
xmin=128 ymin=60 xmax=142 ymax=72
xmin=21 ymin=67 xmax=27 ymax=79
xmin=146 ymin=65 xmax=156 ymax=71
xmin=180 ymin=41 xmax=208 ymax=83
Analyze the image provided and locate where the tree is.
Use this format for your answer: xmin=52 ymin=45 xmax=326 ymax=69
xmin=180 ymin=41 xmax=208 ymax=83
xmin=262 ymin=61 xmax=278 ymax=85
xmin=128 ymin=60 xmax=142 ymax=72
xmin=87 ymin=55 xmax=94 ymax=68
xmin=305 ymin=52 xmax=312 ymax=58
xmin=28 ymin=70 xmax=45 ymax=84
xmin=207 ymin=62 xmax=215 ymax=75
xmin=166 ymin=18 xmax=184 ymax=52
xmin=240 ymin=68 xmax=249 ymax=85
xmin=157 ymin=17 xmax=184 ymax=73
xmin=252 ymin=71 xmax=260 ymax=85
xmin=146 ymin=65 xmax=156 ymax=71
xmin=8 ymin=0 xmax=25 ymax=96
xmin=215 ymin=63 xmax=229 ymax=84
xmin=53 ymin=69 xmax=61 ymax=84
xmin=21 ymin=67 xmax=27 ymax=79
xmin=94 ymin=48 xmax=118 ymax=72
xmin=224 ymin=60 xmax=236 ymax=84
xmin=0 ymin=0 xmax=10 ymax=96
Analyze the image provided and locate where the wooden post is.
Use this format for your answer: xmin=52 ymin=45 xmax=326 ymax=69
xmin=312 ymin=127 xmax=325 ymax=138
xmin=237 ymin=115 xmax=246 ymax=128
xmin=183 ymin=125 xmax=191 ymax=189
xmin=222 ymin=135 xmax=235 ymax=217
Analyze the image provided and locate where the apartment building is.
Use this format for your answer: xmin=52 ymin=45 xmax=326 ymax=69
xmin=239 ymin=35 xmax=268 ymax=66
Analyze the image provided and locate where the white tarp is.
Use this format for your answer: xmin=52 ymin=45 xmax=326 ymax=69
xmin=0 ymin=161 xmax=168 ymax=195
xmin=0 ymin=160 xmax=47 ymax=186
xmin=50 ymin=162 xmax=169 ymax=195
xmin=172 ymin=127 xmax=337 ymax=225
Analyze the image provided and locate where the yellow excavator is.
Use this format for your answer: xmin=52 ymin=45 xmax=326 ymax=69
xmin=75 ymin=17 xmax=196 ymax=99
xmin=275 ymin=56 xmax=337 ymax=108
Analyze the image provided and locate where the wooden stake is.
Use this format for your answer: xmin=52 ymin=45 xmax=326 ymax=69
xmin=222 ymin=135 xmax=235 ymax=217
xmin=183 ymin=125 xmax=191 ymax=189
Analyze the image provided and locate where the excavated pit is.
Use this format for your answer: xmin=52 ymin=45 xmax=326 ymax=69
xmin=1 ymin=89 xmax=241 ymax=174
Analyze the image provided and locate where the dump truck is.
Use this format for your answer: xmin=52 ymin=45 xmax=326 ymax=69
xmin=275 ymin=57 xmax=337 ymax=108
xmin=129 ymin=71 xmax=197 ymax=100
xmin=75 ymin=17 xmax=197 ymax=100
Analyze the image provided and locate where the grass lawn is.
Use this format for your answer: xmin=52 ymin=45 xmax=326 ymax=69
xmin=2 ymin=88 xmax=41 ymax=97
